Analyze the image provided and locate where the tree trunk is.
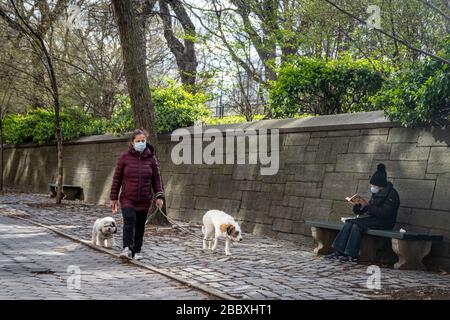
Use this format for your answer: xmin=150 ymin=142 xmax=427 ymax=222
xmin=158 ymin=0 xmax=197 ymax=89
xmin=0 ymin=118 xmax=3 ymax=192
xmin=111 ymin=0 xmax=158 ymax=144
xmin=2 ymin=0 xmax=65 ymax=203
xmin=112 ymin=0 xmax=169 ymax=225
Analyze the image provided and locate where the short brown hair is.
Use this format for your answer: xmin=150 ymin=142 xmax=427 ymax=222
xmin=128 ymin=129 xmax=149 ymax=147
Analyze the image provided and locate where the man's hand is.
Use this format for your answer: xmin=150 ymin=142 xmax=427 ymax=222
xmin=155 ymin=198 xmax=164 ymax=209
xmin=110 ymin=200 xmax=118 ymax=214
xmin=359 ymin=197 xmax=369 ymax=206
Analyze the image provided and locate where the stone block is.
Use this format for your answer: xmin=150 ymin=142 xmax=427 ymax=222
xmin=370 ymin=160 xmax=427 ymax=179
xmin=348 ymin=135 xmax=390 ymax=153
xmin=417 ymin=127 xmax=450 ymax=146
xmin=238 ymin=180 xmax=261 ymax=191
xmin=308 ymin=138 xmax=320 ymax=146
xmin=192 ymin=169 xmax=211 ymax=185
xmin=241 ymin=191 xmax=271 ymax=212
xmin=387 ymin=127 xmax=420 ymax=143
xmin=336 ymin=154 xmax=373 ymax=173
xmin=282 ymin=195 xmax=305 ymax=208
xmin=261 ymin=183 xmax=285 ymax=200
xmin=283 ymin=132 xmax=310 ymax=146
xmin=373 ymin=153 xmax=390 ymax=160
xmin=235 ymin=209 xmax=273 ymax=224
xmin=210 ymin=175 xmax=242 ymax=200
xmin=286 ymin=164 xmax=326 ymax=182
xmin=392 ymin=179 xmax=435 ymax=209
xmin=311 ymin=131 xmax=328 ymax=138
xmin=269 ymin=205 xmax=301 ymax=220
xmin=272 ymin=218 xmax=294 ymax=233
xmin=331 ymin=200 xmax=354 ymax=217
xmin=409 ymin=208 xmax=450 ymax=229
xmin=302 ymin=152 xmax=317 ymax=163
xmin=390 ymin=144 xmax=430 ymax=161
xmin=232 ymin=164 xmax=259 ymax=180
xmin=427 ymin=147 xmax=450 ymax=173
xmin=321 ymin=172 xmax=364 ymax=200
xmin=327 ymin=130 xmax=361 ymax=137
xmin=316 ymin=137 xmax=350 ymax=163
xmin=301 ymin=198 xmax=333 ymax=219
xmin=361 ymin=128 xmax=390 ymax=135
xmin=279 ymin=146 xmax=306 ymax=164
xmin=285 ymin=181 xmax=321 ymax=198
xmin=431 ymin=174 xmax=450 ymax=211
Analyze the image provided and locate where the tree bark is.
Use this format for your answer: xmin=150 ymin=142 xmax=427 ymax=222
xmin=1 ymin=0 xmax=65 ymax=203
xmin=112 ymin=0 xmax=169 ymax=225
xmin=158 ymin=0 xmax=197 ymax=89
xmin=111 ymin=0 xmax=158 ymax=144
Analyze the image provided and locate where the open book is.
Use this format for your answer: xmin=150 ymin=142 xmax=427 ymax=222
xmin=345 ymin=194 xmax=362 ymax=205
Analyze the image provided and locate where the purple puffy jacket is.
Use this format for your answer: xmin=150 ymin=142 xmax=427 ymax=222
xmin=110 ymin=143 xmax=164 ymax=212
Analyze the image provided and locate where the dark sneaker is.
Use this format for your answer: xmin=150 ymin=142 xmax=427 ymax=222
xmin=339 ymin=255 xmax=358 ymax=263
xmin=119 ymin=247 xmax=133 ymax=260
xmin=325 ymin=252 xmax=343 ymax=260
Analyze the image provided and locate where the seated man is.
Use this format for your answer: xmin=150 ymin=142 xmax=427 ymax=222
xmin=325 ymin=163 xmax=400 ymax=263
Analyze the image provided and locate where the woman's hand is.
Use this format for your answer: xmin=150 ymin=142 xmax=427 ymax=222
xmin=155 ymin=198 xmax=164 ymax=209
xmin=110 ymin=200 xmax=118 ymax=214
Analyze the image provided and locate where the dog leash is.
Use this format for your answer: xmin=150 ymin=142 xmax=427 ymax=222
xmin=146 ymin=206 xmax=205 ymax=241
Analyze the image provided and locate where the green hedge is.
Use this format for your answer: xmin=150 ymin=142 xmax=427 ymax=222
xmin=2 ymin=82 xmax=211 ymax=145
xmin=371 ymin=38 xmax=450 ymax=126
xmin=269 ymin=56 xmax=386 ymax=118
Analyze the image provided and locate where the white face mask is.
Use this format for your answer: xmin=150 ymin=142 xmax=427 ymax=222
xmin=370 ymin=185 xmax=379 ymax=194
xmin=133 ymin=141 xmax=146 ymax=152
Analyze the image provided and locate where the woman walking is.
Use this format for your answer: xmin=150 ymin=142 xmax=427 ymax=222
xmin=110 ymin=129 xmax=165 ymax=260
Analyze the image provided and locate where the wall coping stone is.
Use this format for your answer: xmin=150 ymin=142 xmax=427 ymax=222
xmin=3 ymin=111 xmax=401 ymax=149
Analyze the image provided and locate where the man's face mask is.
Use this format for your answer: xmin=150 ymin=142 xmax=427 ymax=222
xmin=370 ymin=185 xmax=379 ymax=194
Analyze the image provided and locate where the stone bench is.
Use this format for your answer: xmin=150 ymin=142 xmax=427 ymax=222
xmin=49 ymin=184 xmax=83 ymax=200
xmin=305 ymin=220 xmax=443 ymax=270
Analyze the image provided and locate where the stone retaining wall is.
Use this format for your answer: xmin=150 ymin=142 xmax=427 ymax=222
xmin=3 ymin=111 xmax=450 ymax=269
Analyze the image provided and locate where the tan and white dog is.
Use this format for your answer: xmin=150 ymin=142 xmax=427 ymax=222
xmin=91 ymin=217 xmax=117 ymax=248
xmin=202 ymin=210 xmax=242 ymax=256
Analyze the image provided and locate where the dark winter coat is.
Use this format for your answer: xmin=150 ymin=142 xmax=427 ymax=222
xmin=110 ymin=143 xmax=164 ymax=212
xmin=348 ymin=181 xmax=400 ymax=231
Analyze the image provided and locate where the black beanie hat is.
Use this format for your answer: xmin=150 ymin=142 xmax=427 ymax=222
xmin=370 ymin=163 xmax=387 ymax=187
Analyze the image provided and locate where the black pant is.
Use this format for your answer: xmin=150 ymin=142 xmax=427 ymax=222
xmin=122 ymin=207 xmax=148 ymax=254
xmin=332 ymin=221 xmax=363 ymax=258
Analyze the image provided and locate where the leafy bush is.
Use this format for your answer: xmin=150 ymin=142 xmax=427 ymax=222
xmin=269 ymin=56 xmax=386 ymax=118
xmin=203 ymin=114 xmax=266 ymax=125
xmin=373 ymin=39 xmax=450 ymax=126
xmin=151 ymin=82 xmax=211 ymax=133
xmin=108 ymin=82 xmax=212 ymax=134
xmin=2 ymin=82 xmax=212 ymax=144
xmin=2 ymin=108 xmax=105 ymax=145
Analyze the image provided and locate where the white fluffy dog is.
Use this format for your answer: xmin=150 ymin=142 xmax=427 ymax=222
xmin=92 ymin=217 xmax=117 ymax=248
xmin=202 ymin=210 xmax=242 ymax=256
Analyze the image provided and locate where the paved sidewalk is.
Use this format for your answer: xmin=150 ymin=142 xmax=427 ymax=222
xmin=1 ymin=191 xmax=450 ymax=300
xmin=0 ymin=215 xmax=210 ymax=300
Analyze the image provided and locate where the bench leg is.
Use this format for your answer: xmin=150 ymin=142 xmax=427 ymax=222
xmin=391 ymin=239 xmax=431 ymax=270
xmin=62 ymin=188 xmax=79 ymax=200
xmin=311 ymin=227 xmax=336 ymax=255
xmin=50 ymin=189 xmax=57 ymax=198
